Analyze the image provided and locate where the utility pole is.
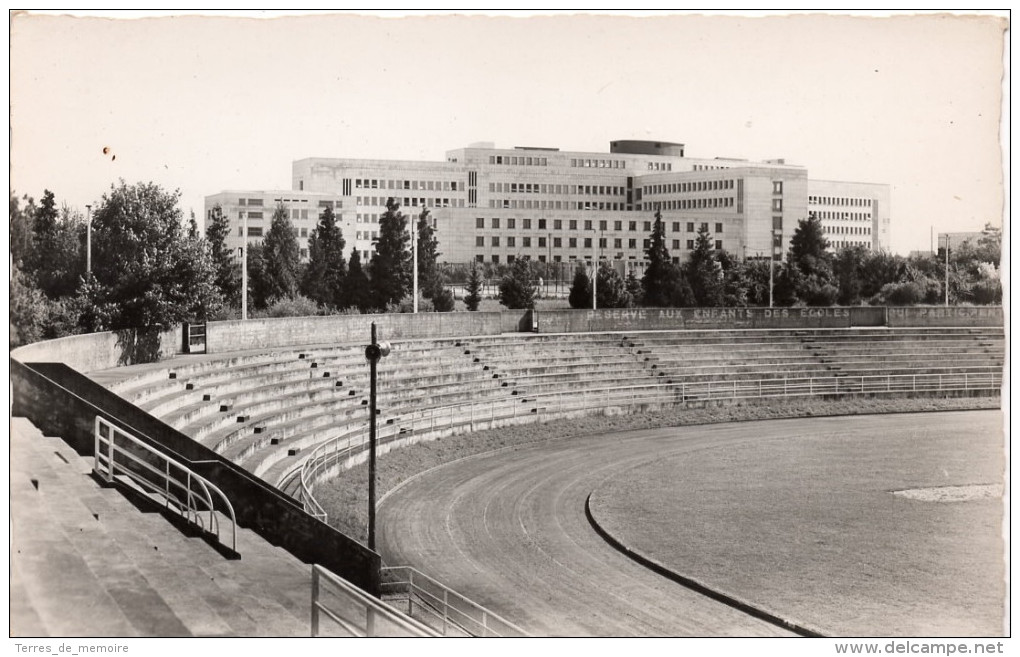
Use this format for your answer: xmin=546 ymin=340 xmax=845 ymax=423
xmin=412 ymin=216 xmax=418 ymax=314
xmin=591 ymin=230 xmax=598 ymax=310
xmin=85 ymin=204 xmax=92 ymax=275
xmin=241 ymin=211 xmax=248 ymax=321
xmin=944 ymin=234 xmax=950 ymax=307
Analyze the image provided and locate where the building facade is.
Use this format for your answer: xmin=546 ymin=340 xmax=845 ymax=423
xmin=206 ymin=140 xmax=891 ymax=269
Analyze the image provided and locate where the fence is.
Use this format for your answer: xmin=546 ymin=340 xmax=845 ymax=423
xmin=311 ymin=564 xmax=440 ymax=637
xmin=94 ymin=415 xmax=237 ymax=553
xmin=380 ymin=565 xmax=530 ymax=637
xmin=293 ymin=369 xmax=1002 ymax=520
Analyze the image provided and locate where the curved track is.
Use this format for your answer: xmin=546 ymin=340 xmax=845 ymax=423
xmin=377 ymin=411 xmax=1004 ymax=637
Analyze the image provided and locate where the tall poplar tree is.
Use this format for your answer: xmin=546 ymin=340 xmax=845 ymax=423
xmin=301 ymin=204 xmax=347 ymax=309
xmin=368 ymin=198 xmax=412 ymax=309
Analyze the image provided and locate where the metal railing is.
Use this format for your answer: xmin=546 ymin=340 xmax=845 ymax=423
xmin=295 ymin=369 xmax=1002 ymax=520
xmin=380 ymin=565 xmax=530 ymax=637
xmin=311 ymin=564 xmax=440 ymax=637
xmin=94 ymin=416 xmax=237 ymax=553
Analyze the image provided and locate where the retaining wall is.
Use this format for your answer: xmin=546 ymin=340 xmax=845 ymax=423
xmin=886 ymin=306 xmax=1004 ymax=328
xmin=10 ymin=326 xmax=180 ymax=373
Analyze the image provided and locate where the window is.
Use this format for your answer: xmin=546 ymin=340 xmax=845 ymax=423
xmin=476 ymin=236 xmax=485 ymax=247
xmin=523 ymin=218 xmax=532 ymax=229
xmin=492 ymin=255 xmax=500 ymax=264
xmin=507 ymin=237 xmax=516 ymax=247
xmin=553 ymin=237 xmax=562 ymax=248
xmin=772 ymin=199 xmax=783 ymax=212
xmin=614 ymin=238 xmax=622 ymax=248
xmin=643 ymin=222 xmax=651 ymax=231
xmin=672 ymin=222 xmax=680 ymax=232
xmin=614 ymin=221 xmax=622 ymax=231
xmin=569 ymin=220 xmax=578 ymax=230
xmin=700 ymin=222 xmax=708 ymax=231
xmin=523 ymin=237 xmax=532 ymax=247
xmin=599 ymin=220 xmax=607 ymax=231
xmin=687 ymin=240 xmax=694 ymax=250
xmin=300 ymin=248 xmax=308 ymax=259
xmin=492 ymin=218 xmax=500 ymax=229
xmin=554 ymin=219 xmax=562 ymax=230
xmin=492 ymin=236 xmax=500 ymax=247
xmin=628 ymin=239 xmax=637 ymax=249
xmin=538 ymin=219 xmax=547 ymax=230
xmin=629 ymin=221 xmax=637 ymax=231
xmin=687 ymin=222 xmax=695 ymax=232
xmin=238 ymin=227 xmax=243 ymax=236
xmin=476 ymin=217 xmax=485 ymax=228
xmin=507 ymin=218 xmax=516 ymax=229
xmin=715 ymin=223 xmax=723 ymax=233
xmin=476 ymin=254 xmax=484 ymax=263
xmin=598 ymin=238 xmax=607 ymax=248
xmin=584 ymin=220 xmax=593 ymax=230
xmin=583 ymin=238 xmax=592 ymax=248
xmin=569 ymin=238 xmax=577 ymax=248
xmin=772 ymin=216 xmax=783 ymax=230
xmin=538 ymin=237 xmax=546 ymax=247
xmin=247 ymin=212 xmax=263 ymax=219
xmin=672 ymin=240 xmax=680 ymax=250
xmin=248 ymin=227 xmax=263 ymax=237
xmin=715 ymin=240 xmax=723 ymax=250
xmin=300 ymin=228 xmax=308 ymax=237
xmin=773 ymin=181 xmax=783 ymax=194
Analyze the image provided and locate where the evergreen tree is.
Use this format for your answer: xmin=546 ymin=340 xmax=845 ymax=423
xmin=498 ymin=258 xmax=537 ymax=309
xmin=10 ymin=192 xmax=36 ymax=268
xmin=568 ymin=264 xmax=592 ymax=309
xmin=641 ymin=209 xmax=691 ymax=306
xmin=262 ymin=203 xmax=301 ymax=302
xmin=205 ymin=204 xmax=240 ymax=307
xmin=369 ymin=198 xmax=412 ymax=309
xmin=343 ymin=248 xmax=372 ymax=312
xmin=788 ymin=216 xmax=832 ymax=277
xmin=595 ymin=264 xmax=633 ymax=308
xmin=625 ymin=270 xmax=643 ymax=306
xmin=301 ymin=205 xmax=347 ymax=309
xmin=683 ymin=225 xmax=724 ymax=306
xmin=416 ymin=208 xmax=440 ymax=296
xmin=464 ymin=260 xmax=483 ymax=311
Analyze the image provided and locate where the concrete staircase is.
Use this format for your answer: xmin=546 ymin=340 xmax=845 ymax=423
xmin=10 ymin=417 xmax=313 ymax=637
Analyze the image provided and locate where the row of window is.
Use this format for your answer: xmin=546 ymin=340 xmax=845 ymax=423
xmin=571 ymin=158 xmax=627 ymax=169
xmin=652 ymin=197 xmax=736 ymax=211
xmin=825 ymin=225 xmax=872 ymax=236
xmin=488 ymin=199 xmax=628 ymax=211
xmin=490 ymin=155 xmax=550 ymax=166
xmin=475 ymin=254 xmax=676 ymax=265
xmin=355 ymin=196 xmax=466 ymax=209
xmin=354 ymin=178 xmax=461 ymax=191
xmin=809 ymin=195 xmax=873 ymax=207
xmin=236 ymin=198 xmax=340 ymax=208
xmin=488 ymin=182 xmax=627 ymax=196
xmin=810 ymin=211 xmax=873 ymax=221
xmin=475 ymin=217 xmax=726 ymax=233
xmin=475 ymin=236 xmax=726 ymax=251
xmin=643 ymin=179 xmax=736 ymax=195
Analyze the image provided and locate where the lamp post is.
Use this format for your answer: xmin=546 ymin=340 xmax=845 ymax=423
xmin=592 ymin=229 xmax=599 ymax=310
xmin=412 ymin=216 xmax=418 ymax=314
xmin=364 ymin=323 xmax=391 ymax=551
xmin=241 ymin=210 xmax=248 ymax=321
xmin=85 ymin=204 xmax=92 ymax=275
xmin=944 ymin=234 xmax=950 ymax=307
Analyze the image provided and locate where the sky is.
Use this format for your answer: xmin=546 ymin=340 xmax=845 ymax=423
xmin=9 ymin=10 xmax=1009 ymax=256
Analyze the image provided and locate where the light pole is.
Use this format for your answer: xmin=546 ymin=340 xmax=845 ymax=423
xmin=591 ymin=230 xmax=598 ymax=310
xmin=412 ymin=216 xmax=418 ymax=314
xmin=944 ymin=234 xmax=950 ymax=307
xmin=241 ymin=210 xmax=248 ymax=321
xmin=364 ymin=322 xmax=391 ymax=551
xmin=85 ymin=204 xmax=92 ymax=275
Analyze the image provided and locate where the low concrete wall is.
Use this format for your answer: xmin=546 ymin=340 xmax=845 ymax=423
xmin=887 ymin=306 xmax=1004 ymax=328
xmin=537 ymin=307 xmax=856 ymax=332
xmin=10 ymin=326 xmax=181 ymax=373
xmin=205 ymin=312 xmax=513 ymax=352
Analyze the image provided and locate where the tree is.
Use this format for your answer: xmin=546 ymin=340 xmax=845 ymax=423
xmin=342 ymin=248 xmax=372 ymax=312
xmin=498 ymin=258 xmax=537 ymax=309
xmin=788 ymin=216 xmax=831 ymax=276
xmin=568 ymin=264 xmax=592 ymax=309
xmin=641 ymin=209 xmax=692 ymax=306
xmin=369 ymin=198 xmax=412 ymax=309
xmin=416 ymin=209 xmax=440 ymax=296
xmin=262 ymin=203 xmax=301 ymax=302
xmin=596 ymin=263 xmax=633 ymax=309
xmin=625 ymin=270 xmax=643 ymax=306
xmin=684 ymin=225 xmax=724 ymax=306
xmin=245 ymin=242 xmax=272 ymax=310
xmin=464 ymin=261 xmax=483 ymax=311
xmin=301 ymin=205 xmax=347 ymax=309
xmin=86 ymin=180 xmax=222 ymax=330
xmin=975 ymin=223 xmax=1002 ymax=266
xmin=10 ymin=192 xmax=36 ymax=268
xmin=833 ymin=246 xmax=867 ymax=306
xmin=28 ymin=190 xmax=59 ymax=276
xmin=10 ymin=263 xmax=49 ymax=348
xmin=205 ymin=204 xmax=240 ymax=307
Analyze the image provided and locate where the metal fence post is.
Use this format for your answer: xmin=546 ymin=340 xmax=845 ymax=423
xmin=311 ymin=567 xmax=320 ymax=637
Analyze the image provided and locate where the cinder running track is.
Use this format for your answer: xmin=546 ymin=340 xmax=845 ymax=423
xmin=377 ymin=411 xmax=1004 ymax=637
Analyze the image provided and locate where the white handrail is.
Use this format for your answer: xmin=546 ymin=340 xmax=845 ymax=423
xmin=94 ymin=416 xmax=237 ymax=553
xmin=311 ymin=564 xmax=440 ymax=637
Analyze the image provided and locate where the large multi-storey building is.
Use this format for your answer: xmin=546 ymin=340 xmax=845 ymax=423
xmin=206 ymin=140 xmax=890 ymax=270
